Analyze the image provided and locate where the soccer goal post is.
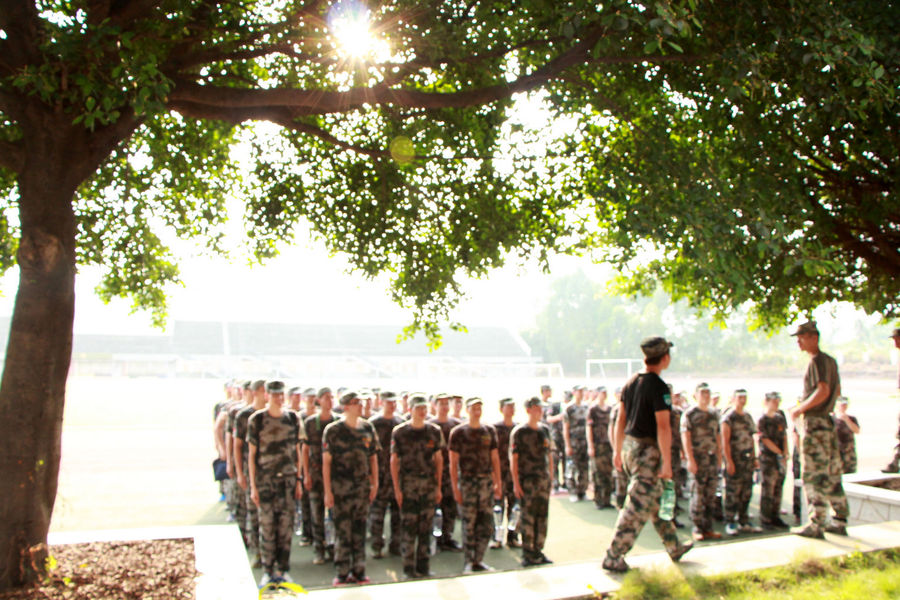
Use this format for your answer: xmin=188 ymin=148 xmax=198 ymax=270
xmin=585 ymin=358 xmax=644 ymax=382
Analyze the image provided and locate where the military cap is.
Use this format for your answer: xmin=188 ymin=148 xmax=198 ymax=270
xmin=640 ymin=336 xmax=674 ymax=359
xmin=357 ymin=388 xmax=374 ymax=399
xmin=339 ymin=390 xmax=359 ymax=405
xmin=524 ymin=396 xmax=545 ymax=409
xmin=288 ymin=386 xmax=302 ymax=396
xmin=242 ymin=380 xmax=252 ymax=390
xmin=409 ymin=394 xmax=429 ymax=408
xmin=302 ymin=387 xmax=317 ymax=397
xmin=696 ymin=382 xmax=710 ymax=391
xmin=891 ymin=328 xmax=900 ymax=338
xmin=573 ymin=384 xmax=586 ymax=391
xmin=540 ymin=384 xmax=552 ymax=392
xmin=764 ymin=391 xmax=781 ymax=401
xmin=381 ymin=390 xmax=397 ymax=402
xmin=733 ymin=388 xmax=748 ymax=397
xmin=499 ymin=397 xmax=515 ymax=407
xmin=595 ymin=386 xmax=607 ymax=393
xmin=372 ymin=387 xmax=381 ymax=393
xmin=251 ymin=379 xmax=266 ymax=391
xmin=266 ymin=380 xmax=285 ymax=394
xmin=317 ymin=386 xmax=333 ymax=397
xmin=466 ymin=397 xmax=484 ymax=407
xmin=790 ymin=321 xmax=819 ymax=336
xmin=434 ymin=392 xmax=452 ymax=400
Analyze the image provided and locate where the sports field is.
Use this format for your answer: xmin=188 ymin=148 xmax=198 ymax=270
xmin=49 ymin=374 xmax=899 ymax=588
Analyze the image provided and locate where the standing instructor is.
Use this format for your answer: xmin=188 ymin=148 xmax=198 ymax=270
xmin=603 ymin=336 xmax=692 ymax=573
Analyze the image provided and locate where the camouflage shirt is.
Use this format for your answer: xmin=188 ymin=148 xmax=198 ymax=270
xmin=234 ymin=405 xmax=258 ymax=471
xmin=390 ymin=421 xmax=445 ymax=481
xmin=832 ymin=415 xmax=858 ymax=450
xmin=803 ymin=352 xmax=841 ymax=417
xmin=670 ymin=406 xmax=683 ymax=451
xmin=303 ymin=413 xmax=338 ymax=481
xmin=681 ymin=406 xmax=719 ymax=456
xmin=544 ymin=401 xmax=565 ymax=444
xmin=757 ymin=411 xmax=787 ymax=456
xmin=587 ymin=403 xmax=612 ymax=446
xmin=510 ymin=422 xmax=553 ymax=480
xmin=427 ymin=416 xmax=461 ymax=475
xmin=722 ymin=409 xmax=756 ymax=460
xmin=493 ymin=420 xmax=517 ymax=475
xmin=368 ymin=413 xmax=404 ymax=474
xmin=247 ymin=408 xmax=305 ymax=478
xmin=322 ymin=418 xmax=380 ymax=484
xmin=564 ymin=403 xmax=588 ymax=445
xmin=448 ymin=423 xmax=498 ymax=478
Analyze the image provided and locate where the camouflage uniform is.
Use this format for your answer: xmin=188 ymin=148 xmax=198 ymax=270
xmin=563 ymin=403 xmax=589 ymax=496
xmin=510 ymin=422 xmax=553 ymax=561
xmin=323 ymin=418 xmax=380 ymax=579
xmin=886 ymin=413 xmax=900 ymax=472
xmin=234 ymin=404 xmax=260 ymax=555
xmin=449 ymin=422 xmax=498 ymax=565
xmin=722 ymin=409 xmax=756 ymax=525
xmin=294 ymin=407 xmax=313 ymax=541
xmin=248 ymin=408 xmax=305 ymax=575
xmin=493 ymin=419 xmax=518 ymax=543
xmin=670 ymin=406 xmax=686 ymax=516
xmin=832 ymin=414 xmax=859 ymax=474
xmin=681 ymin=405 xmax=719 ymax=534
xmin=428 ymin=415 xmax=461 ymax=545
xmin=800 ymin=352 xmax=849 ymax=530
xmin=544 ymin=401 xmax=565 ymax=487
xmin=391 ymin=421 xmax=444 ymax=571
xmin=225 ymin=402 xmax=242 ymax=522
xmin=587 ymin=403 xmax=613 ymax=507
xmin=367 ymin=412 xmax=404 ymax=554
xmin=757 ymin=411 xmax=787 ymax=525
xmin=609 ymin=403 xmax=627 ymax=508
xmin=303 ymin=413 xmax=337 ymax=558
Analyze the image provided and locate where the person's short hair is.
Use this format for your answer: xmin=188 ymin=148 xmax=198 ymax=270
xmin=288 ymin=386 xmax=302 ymax=396
xmin=540 ymin=384 xmax=552 ymax=392
xmin=317 ymin=386 xmax=333 ymax=398
xmin=252 ymin=379 xmax=266 ymax=391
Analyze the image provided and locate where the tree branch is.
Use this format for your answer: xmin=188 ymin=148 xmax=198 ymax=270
xmin=0 ymin=139 xmax=24 ymax=173
xmin=0 ymin=1 xmax=42 ymax=70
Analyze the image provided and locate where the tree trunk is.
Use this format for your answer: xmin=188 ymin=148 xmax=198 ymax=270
xmin=0 ymin=136 xmax=79 ymax=590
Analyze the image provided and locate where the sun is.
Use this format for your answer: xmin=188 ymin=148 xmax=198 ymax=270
xmin=328 ymin=1 xmax=378 ymax=60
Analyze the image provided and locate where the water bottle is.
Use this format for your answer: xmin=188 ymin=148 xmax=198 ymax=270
xmin=294 ymin=500 xmax=304 ymax=536
xmin=659 ymin=479 xmax=676 ymax=521
xmin=492 ymin=502 xmax=504 ymax=542
xmin=507 ymin=501 xmax=521 ymax=532
xmin=565 ymin=457 xmax=574 ymax=482
xmin=324 ymin=508 xmax=335 ymax=547
xmin=432 ymin=507 xmax=443 ymax=537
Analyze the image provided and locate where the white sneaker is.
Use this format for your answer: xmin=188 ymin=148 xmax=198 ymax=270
xmin=259 ymin=573 xmax=273 ymax=588
xmin=280 ymin=572 xmax=295 ymax=584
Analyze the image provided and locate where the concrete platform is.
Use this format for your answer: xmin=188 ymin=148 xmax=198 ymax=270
xmin=304 ymin=521 xmax=900 ymax=600
xmin=49 ymin=525 xmax=258 ymax=600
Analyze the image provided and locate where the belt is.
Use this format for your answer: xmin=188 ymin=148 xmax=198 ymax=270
xmin=626 ymin=435 xmax=657 ymax=446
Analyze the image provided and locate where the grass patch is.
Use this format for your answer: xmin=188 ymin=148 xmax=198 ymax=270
xmin=603 ymin=549 xmax=900 ymax=600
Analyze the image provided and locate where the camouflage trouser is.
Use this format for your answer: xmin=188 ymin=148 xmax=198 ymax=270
xmin=592 ymin=443 xmax=613 ymax=506
xmin=689 ymin=454 xmax=718 ymax=533
xmin=307 ymin=476 xmax=328 ymax=555
xmin=298 ymin=475 xmax=312 ymax=538
xmin=438 ymin=468 xmax=458 ymax=541
xmin=613 ymin=466 xmax=628 ymax=509
xmin=399 ymin=475 xmax=437 ymax=569
xmin=234 ymin=480 xmax=249 ymax=548
xmin=607 ymin=438 xmax=680 ymax=560
xmin=369 ymin=472 xmax=400 ymax=551
xmin=225 ymin=478 xmax=239 ymax=517
xmin=801 ymin=415 xmax=848 ymax=527
xmin=242 ymin=467 xmax=259 ymax=554
xmin=498 ymin=469 xmax=517 ymax=540
xmin=258 ymin=475 xmax=296 ymax=574
xmin=518 ymin=475 xmax=550 ymax=560
xmin=551 ymin=433 xmax=565 ymax=486
xmin=567 ymin=442 xmax=589 ymax=496
xmin=841 ymin=447 xmax=857 ymax=474
xmin=758 ymin=453 xmax=786 ymax=523
xmin=888 ymin=442 xmax=900 ymax=472
xmin=724 ymin=453 xmax=754 ymax=524
xmin=459 ymin=476 xmax=494 ymax=564
xmin=333 ymin=489 xmax=369 ymax=578
xmin=672 ymin=451 xmax=686 ymax=515
xmin=792 ymin=447 xmax=803 ymax=520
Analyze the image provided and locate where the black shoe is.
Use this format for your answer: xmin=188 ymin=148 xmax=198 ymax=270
xmin=578 ymin=493 xmax=586 ymax=501
xmin=672 ymin=518 xmax=686 ymax=529
xmin=415 ymin=560 xmax=434 ymax=577
xmin=882 ymin=464 xmax=899 ymax=474
xmin=402 ymin=566 xmax=418 ymax=580
xmin=371 ymin=547 xmax=384 ymax=559
xmin=462 ymin=562 xmax=473 ymax=574
xmin=771 ymin=517 xmax=791 ymax=529
xmin=472 ymin=562 xmax=493 ymax=572
xmin=507 ymin=535 xmax=521 ymax=548
xmin=440 ymin=538 xmax=463 ymax=552
xmin=537 ymin=554 xmax=553 ymax=565
xmin=669 ymin=542 xmax=693 ymax=563
xmin=520 ymin=556 xmax=538 ymax=567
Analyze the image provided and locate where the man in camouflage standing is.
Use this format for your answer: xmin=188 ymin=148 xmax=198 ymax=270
xmin=391 ymin=394 xmax=444 ymax=579
xmin=681 ymin=383 xmax=722 ymax=542
xmin=303 ymin=387 xmax=337 ymax=565
xmin=757 ymin=391 xmax=790 ymax=529
xmin=789 ymin=321 xmax=849 ymax=539
xmin=542 ymin=385 xmax=565 ymax=493
xmin=721 ymin=389 xmax=762 ymax=535
xmin=608 ymin=388 xmax=627 ymax=509
xmin=235 ymin=379 xmax=267 ymax=566
xmin=563 ymin=386 xmax=589 ymax=501
xmin=492 ymin=397 xmax=519 ymax=548
xmin=449 ymin=397 xmax=502 ymax=573
xmin=248 ymin=381 xmax=305 ymax=586
xmin=323 ymin=391 xmax=380 ymax=585
xmin=510 ymin=397 xmax=554 ymax=567
xmin=367 ymin=391 xmax=403 ymax=558
xmin=428 ymin=393 xmax=463 ymax=551
xmin=603 ymin=337 xmax=692 ymax=573
xmin=587 ymin=386 xmax=613 ymax=509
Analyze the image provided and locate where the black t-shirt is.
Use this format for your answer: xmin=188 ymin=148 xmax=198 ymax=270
xmin=622 ymin=371 xmax=671 ymax=439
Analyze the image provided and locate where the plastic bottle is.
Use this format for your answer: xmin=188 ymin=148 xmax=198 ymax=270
xmin=492 ymin=502 xmax=504 ymax=542
xmin=430 ymin=507 xmax=443 ymax=555
xmin=324 ymin=508 xmax=336 ymax=547
xmin=565 ymin=457 xmax=574 ymax=482
xmin=507 ymin=501 xmax=521 ymax=531
xmin=659 ymin=479 xmax=676 ymax=521
xmin=294 ymin=502 xmax=304 ymax=536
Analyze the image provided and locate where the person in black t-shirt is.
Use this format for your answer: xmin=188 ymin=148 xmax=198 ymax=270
xmin=603 ymin=336 xmax=692 ymax=573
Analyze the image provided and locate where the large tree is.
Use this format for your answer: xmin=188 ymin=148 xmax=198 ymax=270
xmin=0 ymin=0 xmax=896 ymax=590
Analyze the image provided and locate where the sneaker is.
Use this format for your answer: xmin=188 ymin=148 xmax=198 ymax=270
xmin=219 ymin=493 xmax=227 ymax=502
xmin=402 ymin=566 xmax=418 ymax=580
xmin=602 ymin=554 xmax=629 ymax=573
xmin=353 ymin=572 xmax=370 ymax=584
xmin=372 ymin=547 xmax=385 ymax=559
xmin=537 ymin=554 xmax=553 ymax=565
xmin=439 ymin=538 xmax=463 ymax=552
xmin=225 ymin=513 xmax=236 ymax=522
xmin=333 ymin=575 xmax=350 ymax=586
xmin=258 ymin=573 xmax=274 ymax=588
xmin=312 ymin=555 xmax=325 ymax=566
xmin=298 ymin=537 xmax=312 ymax=547
xmin=672 ymin=518 xmax=686 ymax=529
xmin=793 ymin=524 xmax=825 ymax=539
xmin=669 ymin=542 xmax=693 ymax=563
xmin=520 ymin=556 xmax=538 ymax=567
xmin=462 ymin=562 xmax=473 ymax=574
xmin=569 ymin=494 xmax=580 ymax=503
xmin=280 ymin=573 xmax=294 ymax=583
xmin=472 ymin=562 xmax=493 ymax=572
xmin=489 ymin=540 xmax=503 ymax=549
xmin=882 ymin=464 xmax=899 ymax=474
xmin=739 ymin=523 xmax=763 ymax=534
xmin=824 ymin=522 xmax=848 ymax=536
xmin=507 ymin=536 xmax=521 ymax=548
xmin=724 ymin=522 xmax=739 ymax=536
xmin=771 ymin=518 xmax=791 ymax=529
xmin=692 ymin=529 xmax=705 ymax=542
xmin=704 ymin=530 xmax=722 ymax=540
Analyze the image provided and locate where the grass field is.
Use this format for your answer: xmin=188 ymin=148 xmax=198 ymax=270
xmin=49 ymin=374 xmax=900 ymax=589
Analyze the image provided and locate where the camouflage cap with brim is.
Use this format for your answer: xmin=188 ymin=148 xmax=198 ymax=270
xmin=499 ymin=397 xmax=515 ymax=407
xmin=790 ymin=321 xmax=819 ymax=336
xmin=381 ymin=391 xmax=397 ymax=402
xmin=266 ymin=380 xmax=285 ymax=394
xmin=409 ymin=394 xmax=429 ymax=408
xmin=640 ymin=336 xmax=674 ymax=359
xmin=466 ymin=397 xmax=484 ymax=407
xmin=302 ymin=387 xmax=317 ymax=397
xmin=524 ymin=396 xmax=546 ymax=409
xmin=317 ymin=386 xmax=333 ymax=397
xmin=288 ymin=386 xmax=302 ymax=396
xmin=339 ymin=390 xmax=359 ymax=405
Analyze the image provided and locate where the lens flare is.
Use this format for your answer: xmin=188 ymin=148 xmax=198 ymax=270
xmin=328 ymin=0 xmax=376 ymax=60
